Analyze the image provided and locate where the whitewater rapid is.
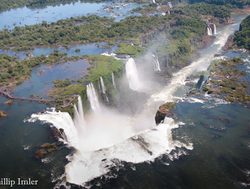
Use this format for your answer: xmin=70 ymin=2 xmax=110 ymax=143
xmin=28 ymin=16 xmax=243 ymax=188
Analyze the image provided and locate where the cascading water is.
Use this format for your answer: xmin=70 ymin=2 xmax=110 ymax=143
xmin=152 ymin=54 xmax=161 ymax=72
xmin=100 ymin=76 xmax=106 ymax=94
xmin=152 ymin=0 xmax=156 ymax=4
xmin=207 ymin=26 xmax=213 ymax=36
xmin=86 ymin=83 xmax=101 ymax=112
xmin=125 ymin=58 xmax=143 ymax=91
xmin=213 ymin=23 xmax=217 ymax=35
xmin=100 ymin=76 xmax=109 ymax=102
xmin=112 ymin=72 xmax=116 ymax=89
xmin=73 ymin=96 xmax=86 ymax=131
xmin=168 ymin=2 xmax=173 ymax=9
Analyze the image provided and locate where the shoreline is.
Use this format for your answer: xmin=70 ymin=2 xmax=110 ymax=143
xmin=0 ymin=87 xmax=54 ymax=104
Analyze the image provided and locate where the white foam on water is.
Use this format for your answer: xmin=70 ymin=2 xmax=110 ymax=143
xmin=64 ymin=118 xmax=190 ymax=186
xmin=29 ymin=107 xmax=188 ymax=187
xmin=186 ymin=97 xmax=205 ymax=104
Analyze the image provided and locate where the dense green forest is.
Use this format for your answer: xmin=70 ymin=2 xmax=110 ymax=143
xmin=234 ymin=15 xmax=250 ymax=50
xmin=189 ymin=0 xmax=250 ymax=8
xmin=175 ymin=3 xmax=230 ymax=21
xmin=0 ymin=15 xmax=174 ymax=50
xmin=0 ymin=3 xmax=230 ymax=51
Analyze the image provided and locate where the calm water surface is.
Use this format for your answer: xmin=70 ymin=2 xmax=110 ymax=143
xmin=0 ymin=1 xmax=139 ymax=30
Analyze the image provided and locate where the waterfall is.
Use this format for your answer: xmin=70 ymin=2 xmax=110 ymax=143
xmin=73 ymin=105 xmax=80 ymax=129
xmin=213 ymin=24 xmax=217 ymax=35
xmin=152 ymin=0 xmax=156 ymax=4
xmin=207 ymin=26 xmax=213 ymax=36
xmin=100 ymin=76 xmax=109 ymax=103
xmin=168 ymin=2 xmax=173 ymax=9
xmin=77 ymin=95 xmax=85 ymax=125
xmin=73 ymin=96 xmax=86 ymax=132
xmin=112 ymin=72 xmax=116 ymax=89
xmin=152 ymin=54 xmax=161 ymax=72
xmin=86 ymin=83 xmax=101 ymax=112
xmin=100 ymin=76 xmax=106 ymax=94
xmin=125 ymin=58 xmax=143 ymax=91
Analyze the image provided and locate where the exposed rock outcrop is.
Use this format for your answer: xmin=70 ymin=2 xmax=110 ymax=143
xmin=4 ymin=100 xmax=13 ymax=106
xmin=35 ymin=143 xmax=58 ymax=159
xmin=0 ymin=110 xmax=7 ymax=118
xmin=155 ymin=102 xmax=176 ymax=125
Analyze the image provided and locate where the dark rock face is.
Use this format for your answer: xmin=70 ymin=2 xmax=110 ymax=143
xmin=155 ymin=102 xmax=176 ymax=125
xmin=35 ymin=143 xmax=58 ymax=159
xmin=196 ymin=74 xmax=209 ymax=91
xmin=155 ymin=111 xmax=166 ymax=125
xmin=196 ymin=75 xmax=205 ymax=89
xmin=51 ymin=127 xmax=66 ymax=140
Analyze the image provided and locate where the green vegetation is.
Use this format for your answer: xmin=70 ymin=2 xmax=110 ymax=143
xmin=157 ymin=15 xmax=206 ymax=68
xmin=86 ymin=55 xmax=123 ymax=82
xmin=50 ymin=84 xmax=86 ymax=98
xmin=189 ymin=0 xmax=250 ymax=8
xmin=0 ymin=15 xmax=173 ymax=50
xmin=0 ymin=16 xmax=113 ymax=50
xmin=0 ymin=52 xmax=82 ymax=87
xmin=175 ymin=3 xmax=231 ymax=21
xmin=115 ymin=43 xmax=143 ymax=56
xmin=50 ymin=55 xmax=123 ymax=112
xmin=234 ymin=15 xmax=250 ymax=50
xmin=0 ymin=0 xmax=32 ymax=12
xmin=204 ymin=58 xmax=250 ymax=103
